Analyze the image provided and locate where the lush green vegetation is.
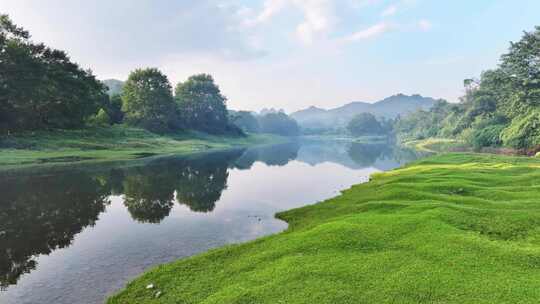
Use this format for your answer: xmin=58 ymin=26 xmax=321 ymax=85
xmin=0 ymin=14 xmax=107 ymax=133
xmin=395 ymin=27 xmax=540 ymax=153
xmin=230 ymin=110 xmax=300 ymax=136
xmin=0 ymin=125 xmax=283 ymax=171
xmin=121 ymin=68 xmax=179 ymax=133
xmin=0 ymin=15 xmax=294 ymax=170
xmin=0 ymin=15 xmax=244 ymax=138
xmin=347 ymin=112 xmax=393 ymax=137
xmin=108 ymin=153 xmax=540 ymax=303
xmin=175 ymin=74 xmax=237 ymax=135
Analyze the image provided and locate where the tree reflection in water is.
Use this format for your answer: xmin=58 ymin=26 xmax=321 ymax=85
xmin=0 ymin=140 xmax=414 ymax=289
xmin=0 ymin=173 xmax=110 ymax=289
xmin=0 ymin=145 xmax=302 ymax=288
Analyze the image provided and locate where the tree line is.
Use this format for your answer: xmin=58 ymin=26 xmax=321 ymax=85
xmin=0 ymin=15 xmax=301 ymax=137
xmin=0 ymin=15 xmax=107 ymax=133
xmin=230 ymin=110 xmax=300 ymax=136
xmin=0 ymin=12 xmax=240 ymax=136
xmin=393 ymin=26 xmax=540 ymax=152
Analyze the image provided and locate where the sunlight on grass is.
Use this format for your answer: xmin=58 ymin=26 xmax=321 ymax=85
xmin=108 ymin=153 xmax=540 ymax=304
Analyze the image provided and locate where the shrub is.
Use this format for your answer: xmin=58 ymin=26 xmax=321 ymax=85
xmin=470 ymin=124 xmax=505 ymax=150
xmin=88 ymin=109 xmax=111 ymax=126
xmin=501 ymin=110 xmax=540 ymax=149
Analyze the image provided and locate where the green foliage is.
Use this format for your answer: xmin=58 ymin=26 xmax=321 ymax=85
xmin=258 ymin=112 xmax=300 ymax=136
xmin=108 ymin=153 xmax=540 ymax=304
xmin=122 ymin=68 xmax=178 ymax=133
xmin=469 ymin=124 xmax=505 ymax=150
xmin=175 ymin=74 xmax=229 ymax=134
xmin=500 ymin=26 xmax=540 ymax=108
xmin=346 ymin=113 xmax=383 ymax=136
xmin=394 ymin=100 xmax=452 ymax=141
xmin=394 ymin=26 xmax=540 ymax=150
xmin=230 ymin=111 xmax=260 ymax=133
xmin=105 ymin=94 xmax=124 ymax=124
xmin=500 ymin=110 xmax=540 ymax=149
xmin=88 ymin=109 xmax=111 ymax=127
xmin=0 ymin=14 xmax=107 ymax=133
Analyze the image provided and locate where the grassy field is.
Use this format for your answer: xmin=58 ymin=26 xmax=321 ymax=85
xmin=0 ymin=125 xmax=283 ymax=171
xmin=108 ymin=153 xmax=540 ymax=304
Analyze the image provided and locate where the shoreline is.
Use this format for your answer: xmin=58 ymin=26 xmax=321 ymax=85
xmin=0 ymin=126 xmax=287 ymax=173
xmin=107 ymin=152 xmax=540 ymax=303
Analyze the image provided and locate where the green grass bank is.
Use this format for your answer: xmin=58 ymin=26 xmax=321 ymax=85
xmin=0 ymin=125 xmax=284 ymax=171
xmin=109 ymin=153 xmax=540 ymax=304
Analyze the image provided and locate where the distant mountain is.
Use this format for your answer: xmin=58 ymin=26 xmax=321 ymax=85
xmin=102 ymin=79 xmax=125 ymax=96
xmin=290 ymin=106 xmax=329 ymax=122
xmin=291 ymin=94 xmax=438 ymax=130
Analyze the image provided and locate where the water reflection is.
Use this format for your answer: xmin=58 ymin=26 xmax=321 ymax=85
xmin=0 ymin=139 xmax=419 ymax=294
xmin=0 ymin=174 xmax=110 ymax=289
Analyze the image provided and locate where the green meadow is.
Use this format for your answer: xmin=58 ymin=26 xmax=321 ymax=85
xmin=109 ymin=152 xmax=540 ymax=304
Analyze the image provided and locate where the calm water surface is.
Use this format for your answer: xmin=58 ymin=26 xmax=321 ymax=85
xmin=0 ymin=139 xmax=419 ymax=304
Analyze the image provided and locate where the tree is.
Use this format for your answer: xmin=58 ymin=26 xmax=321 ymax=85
xmin=230 ymin=111 xmax=260 ymax=133
xmin=122 ymin=68 xmax=178 ymax=133
xmin=175 ymin=74 xmax=229 ymax=134
xmin=88 ymin=109 xmax=111 ymax=126
xmin=258 ymin=112 xmax=300 ymax=136
xmin=105 ymin=94 xmax=124 ymax=124
xmin=347 ymin=113 xmax=383 ymax=136
xmin=0 ymin=14 xmax=107 ymax=133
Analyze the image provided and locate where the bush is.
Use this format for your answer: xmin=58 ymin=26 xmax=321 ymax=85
xmin=88 ymin=109 xmax=111 ymax=126
xmin=469 ymin=124 xmax=505 ymax=150
xmin=501 ymin=110 xmax=540 ymax=149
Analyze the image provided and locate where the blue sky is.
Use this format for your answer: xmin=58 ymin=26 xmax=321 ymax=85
xmin=1 ymin=0 xmax=539 ymax=112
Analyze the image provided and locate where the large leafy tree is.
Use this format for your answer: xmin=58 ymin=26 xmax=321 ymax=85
xmin=0 ymin=15 xmax=106 ymax=133
xmin=500 ymin=26 xmax=540 ymax=110
xmin=175 ymin=74 xmax=229 ymax=133
xmin=122 ymin=68 xmax=178 ymax=133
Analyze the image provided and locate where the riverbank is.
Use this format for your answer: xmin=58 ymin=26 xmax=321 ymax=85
xmin=404 ymin=138 xmax=468 ymax=153
xmin=0 ymin=126 xmax=285 ymax=171
xmin=108 ymin=152 xmax=540 ymax=303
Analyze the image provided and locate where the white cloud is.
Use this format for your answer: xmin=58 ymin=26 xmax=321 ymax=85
xmin=244 ymin=0 xmax=288 ymax=26
xmin=242 ymin=0 xmax=339 ymax=45
xmin=293 ymin=0 xmax=336 ymax=44
xmin=381 ymin=4 xmax=398 ymax=17
xmin=417 ymin=19 xmax=432 ymax=31
xmin=342 ymin=22 xmax=392 ymax=42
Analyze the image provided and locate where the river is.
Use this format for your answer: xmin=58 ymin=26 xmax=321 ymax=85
xmin=0 ymin=138 xmax=419 ymax=304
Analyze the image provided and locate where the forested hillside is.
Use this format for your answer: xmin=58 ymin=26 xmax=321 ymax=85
xmin=395 ymin=26 xmax=540 ymax=153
